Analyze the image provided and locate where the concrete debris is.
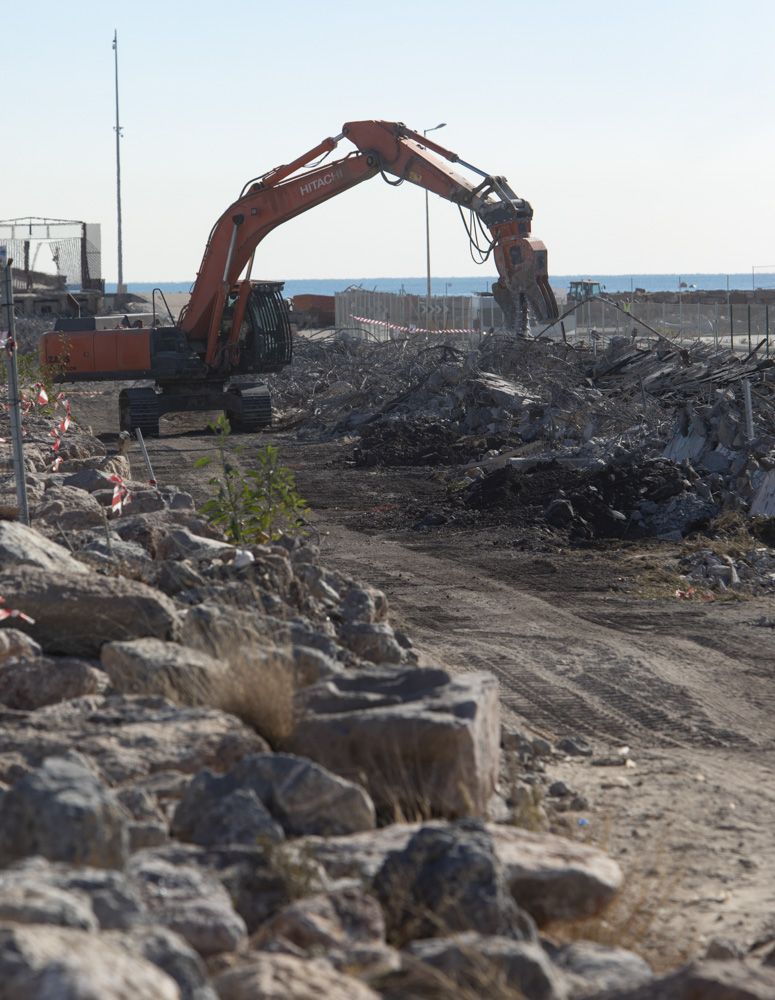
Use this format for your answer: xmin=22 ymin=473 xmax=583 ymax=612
xmin=269 ymin=330 xmax=775 ymax=546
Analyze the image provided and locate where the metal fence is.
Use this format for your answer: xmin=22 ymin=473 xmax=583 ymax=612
xmin=336 ymin=289 xmax=773 ymax=355
xmin=562 ymin=298 xmax=773 ymax=354
xmin=335 ymin=290 xmax=504 ymax=336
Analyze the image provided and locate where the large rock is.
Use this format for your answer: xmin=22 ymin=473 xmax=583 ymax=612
xmin=0 ymin=755 xmax=128 ymax=869
xmin=550 ymin=940 xmax=652 ymax=996
xmin=214 ymin=953 xmax=379 ymax=1000
xmin=406 ymin=933 xmax=567 ymax=1000
xmin=0 ymin=924 xmax=180 ymax=999
xmin=0 ymin=655 xmax=106 ymax=709
xmin=491 ymin=823 xmax=622 ymax=924
xmin=101 ymin=637 xmax=229 ymax=705
xmin=0 ymin=519 xmax=88 ymax=574
xmin=253 ymin=887 xmax=399 ymax=979
xmin=172 ymin=753 xmax=375 ymax=844
xmin=603 ymin=959 xmax=775 ymax=998
xmin=109 ymin=926 xmax=218 ymax=1000
xmin=290 ymin=666 xmax=499 ymax=819
xmin=0 ymin=867 xmax=98 ymax=930
xmin=128 ymin=851 xmax=247 ymax=956
xmin=140 ymin=841 xmax=330 ymax=934
xmin=35 ymin=483 xmax=110 ymax=530
xmin=0 ymin=628 xmax=41 ymax=666
xmin=373 ymin=820 xmax=536 ymax=946
xmin=3 ymin=857 xmax=147 ymax=929
xmin=302 ymin=821 xmax=621 ymax=926
xmin=340 ymin=622 xmax=403 ymax=664
xmin=0 ymin=565 xmax=179 ymax=655
xmin=0 ymin=694 xmax=268 ymax=785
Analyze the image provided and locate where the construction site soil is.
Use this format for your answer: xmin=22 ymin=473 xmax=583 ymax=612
xmin=67 ymin=381 xmax=775 ymax=967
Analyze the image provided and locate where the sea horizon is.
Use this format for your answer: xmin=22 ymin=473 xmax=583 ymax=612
xmin=109 ymin=273 xmax=775 ymax=297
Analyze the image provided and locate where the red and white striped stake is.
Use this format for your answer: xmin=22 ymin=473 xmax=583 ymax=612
xmin=0 ymin=596 xmax=35 ymax=624
xmin=109 ymin=474 xmax=131 ymax=516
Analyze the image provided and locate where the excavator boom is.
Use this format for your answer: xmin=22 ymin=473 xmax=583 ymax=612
xmin=41 ymin=119 xmax=558 ymax=435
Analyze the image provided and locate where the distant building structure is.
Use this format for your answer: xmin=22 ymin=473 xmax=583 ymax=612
xmin=0 ymin=217 xmax=104 ymax=316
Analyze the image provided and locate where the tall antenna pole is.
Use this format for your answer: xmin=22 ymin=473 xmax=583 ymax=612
xmin=112 ymin=30 xmax=125 ymax=296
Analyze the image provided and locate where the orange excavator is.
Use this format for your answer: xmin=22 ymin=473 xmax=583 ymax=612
xmin=40 ymin=120 xmax=558 ymax=435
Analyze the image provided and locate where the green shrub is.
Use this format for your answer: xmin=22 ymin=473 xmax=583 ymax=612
xmin=195 ymin=414 xmax=308 ymax=543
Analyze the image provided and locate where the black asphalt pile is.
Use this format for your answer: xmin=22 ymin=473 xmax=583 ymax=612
xmin=354 ymin=418 xmax=503 ymax=467
xmin=462 ymin=454 xmax=717 ymax=542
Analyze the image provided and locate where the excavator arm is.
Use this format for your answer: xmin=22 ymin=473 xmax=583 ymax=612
xmin=181 ymin=120 xmax=558 ymax=367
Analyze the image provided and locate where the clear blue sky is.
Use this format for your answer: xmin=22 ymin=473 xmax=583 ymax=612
xmin=4 ymin=0 xmax=773 ymax=282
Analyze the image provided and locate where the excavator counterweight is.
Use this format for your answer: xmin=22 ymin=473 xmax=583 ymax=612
xmin=40 ymin=120 xmax=558 ymax=434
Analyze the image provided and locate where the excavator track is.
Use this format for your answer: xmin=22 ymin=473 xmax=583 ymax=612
xmin=225 ymin=384 xmax=272 ymax=432
xmin=119 ymin=387 xmax=160 ymax=437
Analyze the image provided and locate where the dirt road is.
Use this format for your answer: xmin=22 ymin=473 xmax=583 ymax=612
xmin=77 ymin=386 xmax=775 ymax=963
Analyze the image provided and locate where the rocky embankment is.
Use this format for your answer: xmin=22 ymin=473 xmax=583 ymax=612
xmin=0 ymin=415 xmax=774 ymax=998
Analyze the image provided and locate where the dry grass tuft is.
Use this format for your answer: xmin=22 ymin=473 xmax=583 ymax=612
xmin=185 ymin=613 xmax=297 ymax=747
xmin=543 ymin=825 xmax=697 ymax=973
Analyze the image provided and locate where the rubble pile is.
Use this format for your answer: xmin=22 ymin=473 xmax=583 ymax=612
xmin=276 ymin=329 xmax=775 ymax=541
xmin=271 ymin=332 xmax=470 ymax=436
xmin=679 ymin=545 xmax=775 ymax=594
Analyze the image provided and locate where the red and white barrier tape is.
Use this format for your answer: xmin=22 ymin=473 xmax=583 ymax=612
xmin=350 ymin=315 xmax=480 ymax=335
xmin=0 ymin=596 xmax=35 ymax=624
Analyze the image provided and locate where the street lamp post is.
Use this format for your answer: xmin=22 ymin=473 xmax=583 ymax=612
xmin=423 ymin=122 xmax=446 ymax=329
xmin=112 ymin=31 xmax=126 ymax=299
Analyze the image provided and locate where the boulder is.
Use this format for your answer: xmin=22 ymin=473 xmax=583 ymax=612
xmin=340 ymin=622 xmax=403 ymax=664
xmin=602 ymin=959 xmax=775 ymax=998
xmin=550 ymin=940 xmax=652 ymax=996
xmin=63 ymin=467 xmax=115 ymax=492
xmin=0 ymin=565 xmax=179 ymax=656
xmin=406 ymin=933 xmax=566 ymax=1000
xmin=109 ymin=926 xmax=218 ymax=1000
xmin=491 ymin=823 xmax=622 ymax=924
xmin=0 ymin=519 xmax=87 ymax=574
xmin=302 ymin=821 xmax=620 ymax=926
xmin=155 ymin=525 xmax=235 ymax=561
xmin=0 ymin=755 xmax=128 ymax=869
xmin=3 ymin=858 xmax=146 ymax=930
xmin=253 ymin=887 xmax=398 ymax=979
xmin=339 ymin=584 xmax=389 ymax=624
xmin=0 ymin=655 xmax=106 ymax=709
xmin=0 ymin=628 xmax=41 ymax=666
xmin=214 ymin=953 xmax=379 ymax=1000
xmin=290 ymin=667 xmax=500 ymax=819
xmin=128 ymin=851 xmax=247 ymax=956
xmin=0 ymin=867 xmax=98 ymax=930
xmin=0 ymin=694 xmax=268 ymax=786
xmin=35 ymin=483 xmax=108 ymax=530
xmin=101 ymin=637 xmax=229 ymax=705
xmin=0 ymin=924 xmax=180 ymax=999
xmin=372 ymin=820 xmax=536 ymax=946
xmin=172 ymin=753 xmax=375 ymax=843
xmin=133 ymin=841 xmax=329 ymax=934
xmin=173 ymin=781 xmax=285 ymax=848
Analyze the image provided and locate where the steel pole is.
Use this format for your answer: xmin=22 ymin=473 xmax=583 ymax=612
xmin=424 ymin=188 xmax=431 ymax=329
xmin=1 ymin=258 xmax=29 ymax=525
xmin=113 ymin=30 xmax=125 ymax=296
xmin=422 ymin=123 xmax=446 ymax=331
